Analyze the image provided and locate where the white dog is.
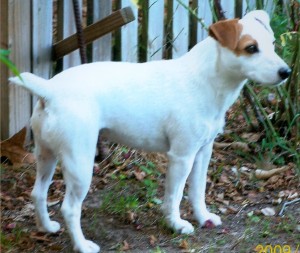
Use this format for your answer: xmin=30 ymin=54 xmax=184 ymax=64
xmin=10 ymin=10 xmax=290 ymax=253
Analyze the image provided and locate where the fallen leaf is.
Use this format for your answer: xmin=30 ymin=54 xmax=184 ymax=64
xmin=127 ymin=211 xmax=136 ymax=223
xmin=5 ymin=222 xmax=16 ymax=230
xmin=261 ymin=207 xmax=276 ymax=216
xmin=255 ymin=166 xmax=289 ymax=179
xmin=149 ymin=235 xmax=157 ymax=246
xmin=30 ymin=232 xmax=51 ymax=242
xmin=0 ymin=127 xmax=35 ymax=166
xmin=219 ymin=207 xmax=228 ymax=214
xmin=287 ymin=192 xmax=298 ymax=200
xmin=47 ymin=200 xmax=60 ymax=207
xmin=179 ymin=239 xmax=189 ymax=249
xmin=133 ymin=170 xmax=146 ymax=181
xmin=122 ymin=240 xmax=131 ymax=251
xmin=241 ymin=132 xmax=261 ymax=142
xmin=214 ymin=141 xmax=250 ymax=152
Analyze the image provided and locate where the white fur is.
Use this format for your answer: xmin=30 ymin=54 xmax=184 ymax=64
xmin=9 ymin=11 xmax=290 ymax=253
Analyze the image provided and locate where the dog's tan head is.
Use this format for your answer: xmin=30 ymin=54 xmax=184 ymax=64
xmin=209 ymin=10 xmax=291 ymax=85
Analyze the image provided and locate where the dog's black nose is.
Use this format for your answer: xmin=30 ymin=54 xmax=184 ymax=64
xmin=278 ymin=67 xmax=291 ymax=80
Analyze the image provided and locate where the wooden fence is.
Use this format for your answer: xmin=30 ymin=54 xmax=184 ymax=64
xmin=1 ymin=0 xmax=279 ymax=141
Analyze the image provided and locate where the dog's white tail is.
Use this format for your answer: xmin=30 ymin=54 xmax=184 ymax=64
xmin=9 ymin=72 xmax=52 ymax=99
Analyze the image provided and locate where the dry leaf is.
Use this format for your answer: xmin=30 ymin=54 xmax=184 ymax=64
xmin=127 ymin=211 xmax=136 ymax=223
xmin=1 ymin=127 xmax=35 ymax=166
xmin=122 ymin=240 xmax=131 ymax=251
xmin=214 ymin=141 xmax=250 ymax=152
xmin=179 ymin=239 xmax=189 ymax=249
xmin=30 ymin=232 xmax=51 ymax=242
xmin=149 ymin=235 xmax=157 ymax=246
xmin=261 ymin=207 xmax=276 ymax=216
xmin=241 ymin=132 xmax=261 ymax=142
xmin=255 ymin=166 xmax=289 ymax=179
xmin=133 ymin=170 xmax=146 ymax=181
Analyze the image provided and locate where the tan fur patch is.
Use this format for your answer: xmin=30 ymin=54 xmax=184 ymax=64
xmin=234 ymin=35 xmax=258 ymax=56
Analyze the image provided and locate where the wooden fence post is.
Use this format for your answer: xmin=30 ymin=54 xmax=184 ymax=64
xmin=1 ymin=0 xmax=32 ymax=141
xmin=32 ymin=0 xmax=53 ymax=106
xmin=57 ymin=0 xmax=82 ymax=69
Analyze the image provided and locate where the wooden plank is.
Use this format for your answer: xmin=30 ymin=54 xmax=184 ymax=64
xmin=53 ymin=7 xmax=135 ymax=61
xmin=92 ymin=0 xmax=112 ymax=61
xmin=197 ymin=0 xmax=212 ymax=42
xmin=172 ymin=0 xmax=189 ymax=58
xmin=7 ymin=0 xmax=32 ymax=140
xmin=147 ymin=0 xmax=164 ymax=61
xmin=121 ymin=0 xmax=138 ymax=62
xmin=0 ymin=0 xmax=9 ymax=140
xmin=32 ymin=0 xmax=53 ymax=105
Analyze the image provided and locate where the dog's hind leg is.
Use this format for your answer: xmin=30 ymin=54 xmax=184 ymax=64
xmin=60 ymin=135 xmax=100 ymax=253
xmin=188 ymin=141 xmax=222 ymax=227
xmin=162 ymin=152 xmax=196 ymax=234
xmin=31 ymin=142 xmax=60 ymax=233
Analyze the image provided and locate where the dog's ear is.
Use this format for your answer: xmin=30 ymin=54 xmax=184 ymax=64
xmin=209 ymin=19 xmax=242 ymax=50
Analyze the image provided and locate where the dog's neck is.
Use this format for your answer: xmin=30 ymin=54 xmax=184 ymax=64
xmin=180 ymin=37 xmax=247 ymax=116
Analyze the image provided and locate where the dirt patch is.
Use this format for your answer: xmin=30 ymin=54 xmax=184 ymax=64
xmin=1 ymin=148 xmax=299 ymax=253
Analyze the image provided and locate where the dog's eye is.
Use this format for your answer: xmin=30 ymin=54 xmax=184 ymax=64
xmin=245 ymin=45 xmax=259 ymax=54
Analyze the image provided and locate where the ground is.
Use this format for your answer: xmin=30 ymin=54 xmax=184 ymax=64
xmin=1 ymin=135 xmax=299 ymax=252
xmin=1 ymin=101 xmax=300 ymax=253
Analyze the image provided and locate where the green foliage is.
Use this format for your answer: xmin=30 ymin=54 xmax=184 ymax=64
xmin=0 ymin=49 xmax=21 ymax=78
xmin=240 ymin=2 xmax=300 ymax=171
xmin=100 ymin=158 xmax=162 ymax=219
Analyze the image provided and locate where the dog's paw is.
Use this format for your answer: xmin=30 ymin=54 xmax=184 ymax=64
xmin=199 ymin=213 xmax=222 ymax=228
xmin=38 ymin=220 xmax=61 ymax=233
xmin=74 ymin=239 xmax=100 ymax=253
xmin=168 ymin=218 xmax=195 ymax=234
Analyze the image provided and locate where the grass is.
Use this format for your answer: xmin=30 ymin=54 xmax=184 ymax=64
xmin=99 ymin=156 xmax=163 ymax=223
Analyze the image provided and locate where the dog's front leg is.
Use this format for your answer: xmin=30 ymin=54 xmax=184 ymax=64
xmin=162 ymin=153 xmax=195 ymax=234
xmin=60 ymin=152 xmax=100 ymax=253
xmin=188 ymin=142 xmax=222 ymax=227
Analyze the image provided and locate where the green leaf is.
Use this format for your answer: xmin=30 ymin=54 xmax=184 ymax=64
xmin=0 ymin=49 xmax=21 ymax=78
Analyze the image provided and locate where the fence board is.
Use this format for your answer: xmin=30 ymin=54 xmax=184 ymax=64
xmin=92 ymin=0 xmax=112 ymax=61
xmin=221 ymin=0 xmax=235 ymax=18
xmin=121 ymin=0 xmax=138 ymax=62
xmin=243 ymin=0 xmax=256 ymax=14
xmin=147 ymin=0 xmax=164 ymax=61
xmin=58 ymin=0 xmax=82 ymax=69
xmin=0 ymin=0 xmax=9 ymax=140
xmin=32 ymin=0 xmax=53 ymax=105
xmin=264 ymin=0 xmax=275 ymax=17
xmin=8 ymin=0 xmax=32 ymax=140
xmin=172 ymin=0 xmax=189 ymax=58
xmin=197 ymin=0 xmax=212 ymax=42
